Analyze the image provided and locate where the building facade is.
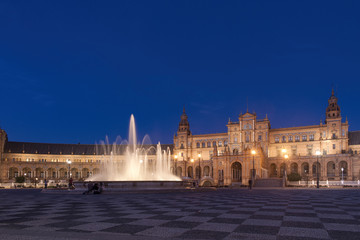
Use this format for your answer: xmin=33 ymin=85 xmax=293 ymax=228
xmin=173 ymin=90 xmax=360 ymax=186
xmin=1 ymin=90 xmax=360 ymax=186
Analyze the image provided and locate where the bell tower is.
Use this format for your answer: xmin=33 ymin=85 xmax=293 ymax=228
xmin=177 ymin=107 xmax=191 ymax=136
xmin=174 ymin=107 xmax=192 ymax=172
xmin=325 ymin=88 xmax=341 ymax=122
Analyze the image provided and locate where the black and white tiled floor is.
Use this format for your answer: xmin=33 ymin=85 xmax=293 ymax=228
xmin=0 ymin=189 xmax=360 ymax=239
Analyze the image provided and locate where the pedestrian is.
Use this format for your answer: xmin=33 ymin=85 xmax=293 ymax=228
xmin=69 ymin=177 xmax=73 ymax=189
xmin=83 ymin=181 xmax=94 ymax=194
xmin=44 ymin=179 xmax=48 ymax=189
xmin=93 ymin=183 xmax=100 ymax=194
xmin=248 ymin=179 xmax=252 ymax=190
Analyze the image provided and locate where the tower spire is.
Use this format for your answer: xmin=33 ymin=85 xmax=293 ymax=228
xmin=246 ymin=97 xmax=249 ymax=113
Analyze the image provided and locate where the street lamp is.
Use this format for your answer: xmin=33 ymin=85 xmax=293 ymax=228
xmin=190 ymin=159 xmax=194 ymax=179
xmin=315 ymin=150 xmax=321 ymax=189
xmin=341 ymin=167 xmax=344 ymax=184
xmin=66 ymin=159 xmax=72 ymax=179
xmin=174 ymin=155 xmax=178 ymax=175
xmin=198 ymin=153 xmax=201 ymax=182
xmin=251 ymin=150 xmax=256 ymax=187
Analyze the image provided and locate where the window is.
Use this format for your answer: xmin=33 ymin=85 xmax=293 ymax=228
xmin=218 ymin=141 xmax=222 ymax=147
xmin=282 ymin=136 xmax=286 ymax=142
xmin=342 ymin=130 xmax=345 ymax=137
xmin=258 ymin=135 xmax=262 ymax=141
xmin=180 ymin=143 xmax=184 ymax=149
xmin=202 ymin=142 xmax=205 ymax=148
xmin=289 ymin=135 xmax=293 ymax=142
xmin=333 ymin=144 xmax=336 ymax=149
xmin=275 ymin=136 xmax=279 ymax=143
xmin=323 ymin=132 xmax=326 ymax=138
xmin=295 ymin=135 xmax=300 ymax=142
xmin=207 ymin=142 xmax=211 ymax=147
xmin=332 ymin=133 xmax=336 ymax=139
xmin=234 ymin=137 xmax=238 ymax=143
xmin=196 ymin=142 xmax=200 ymax=148
xmin=224 ymin=140 xmax=228 ymax=146
xmin=246 ymin=135 xmax=250 ymax=143
xmin=302 ymin=135 xmax=307 ymax=141
xmin=309 ymin=134 xmax=314 ymax=141
xmin=213 ymin=141 xmax=216 ymax=147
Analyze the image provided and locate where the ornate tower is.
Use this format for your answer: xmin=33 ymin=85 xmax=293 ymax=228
xmin=325 ymin=89 xmax=341 ymax=122
xmin=174 ymin=107 xmax=192 ymax=163
xmin=177 ymin=107 xmax=191 ymax=136
xmin=324 ymin=89 xmax=348 ymax=154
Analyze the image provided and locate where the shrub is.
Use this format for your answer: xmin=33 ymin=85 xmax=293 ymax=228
xmin=287 ymin=173 xmax=301 ymax=181
xmin=15 ymin=176 xmax=25 ymax=183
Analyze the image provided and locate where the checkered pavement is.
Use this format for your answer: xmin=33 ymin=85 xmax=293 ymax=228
xmin=0 ymin=189 xmax=360 ymax=239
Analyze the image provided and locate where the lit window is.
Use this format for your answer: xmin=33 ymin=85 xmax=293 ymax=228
xmin=289 ymin=136 xmax=293 ymax=142
xmin=282 ymin=136 xmax=286 ymax=142
xmin=275 ymin=136 xmax=279 ymax=143
xmin=196 ymin=142 xmax=200 ymax=148
xmin=218 ymin=141 xmax=222 ymax=147
xmin=234 ymin=137 xmax=238 ymax=143
xmin=207 ymin=142 xmax=211 ymax=147
xmin=295 ymin=135 xmax=300 ymax=142
xmin=302 ymin=135 xmax=307 ymax=141
xmin=309 ymin=134 xmax=314 ymax=141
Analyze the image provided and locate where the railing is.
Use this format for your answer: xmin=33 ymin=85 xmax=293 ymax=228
xmin=288 ymin=180 xmax=360 ymax=186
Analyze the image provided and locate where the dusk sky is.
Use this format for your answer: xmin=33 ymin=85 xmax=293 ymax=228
xmin=1 ymin=1 xmax=360 ymax=145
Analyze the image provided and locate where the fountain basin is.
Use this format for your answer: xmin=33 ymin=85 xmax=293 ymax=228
xmin=74 ymin=180 xmax=189 ymax=192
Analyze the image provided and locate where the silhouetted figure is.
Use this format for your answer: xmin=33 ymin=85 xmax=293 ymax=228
xmin=248 ymin=179 xmax=252 ymax=190
xmin=83 ymin=181 xmax=94 ymax=194
xmin=44 ymin=179 xmax=48 ymax=189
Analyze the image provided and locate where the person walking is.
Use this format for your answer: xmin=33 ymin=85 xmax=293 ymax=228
xmin=44 ymin=179 xmax=48 ymax=189
xmin=248 ymin=179 xmax=252 ymax=190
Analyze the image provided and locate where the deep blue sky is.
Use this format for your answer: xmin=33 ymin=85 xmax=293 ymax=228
xmin=1 ymin=1 xmax=360 ymax=145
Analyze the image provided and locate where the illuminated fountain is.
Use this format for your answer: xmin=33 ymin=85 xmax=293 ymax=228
xmin=82 ymin=115 xmax=181 ymax=189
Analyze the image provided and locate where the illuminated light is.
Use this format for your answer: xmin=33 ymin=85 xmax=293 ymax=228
xmin=191 ymin=159 xmax=194 ymax=163
xmin=281 ymin=149 xmax=287 ymax=153
xmin=198 ymin=153 xmax=201 ymax=158
xmin=284 ymin=154 xmax=289 ymax=159
xmin=251 ymin=150 xmax=256 ymax=155
xmin=316 ymin=150 xmax=321 ymax=156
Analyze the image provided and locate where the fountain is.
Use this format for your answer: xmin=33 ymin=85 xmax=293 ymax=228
xmin=75 ymin=115 xmax=183 ymax=191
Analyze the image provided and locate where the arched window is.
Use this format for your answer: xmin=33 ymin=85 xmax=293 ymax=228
xmin=212 ymin=141 xmax=216 ymax=147
xmin=202 ymin=142 xmax=205 ymax=148
xmin=282 ymin=136 xmax=286 ymax=142
xmin=218 ymin=141 xmax=222 ymax=147
xmin=275 ymin=136 xmax=279 ymax=143
xmin=196 ymin=142 xmax=200 ymax=148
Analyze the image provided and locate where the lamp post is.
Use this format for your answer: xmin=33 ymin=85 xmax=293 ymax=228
xmin=66 ymin=159 xmax=72 ymax=179
xmin=341 ymin=167 xmax=344 ymax=184
xmin=282 ymin=149 xmax=288 ymax=187
xmin=198 ymin=153 xmax=201 ymax=182
xmin=190 ymin=158 xmax=194 ymax=178
xmin=174 ymin=155 xmax=178 ymax=175
xmin=315 ymin=150 xmax=321 ymax=188
xmin=251 ymin=150 xmax=256 ymax=187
